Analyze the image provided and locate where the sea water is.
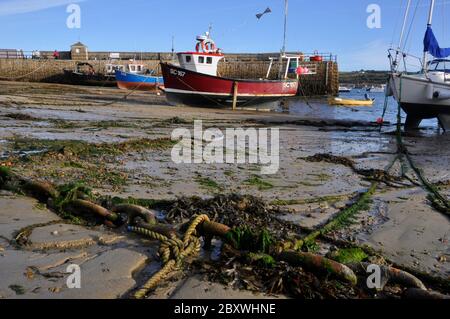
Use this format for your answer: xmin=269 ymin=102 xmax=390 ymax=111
xmin=283 ymin=91 xmax=440 ymax=130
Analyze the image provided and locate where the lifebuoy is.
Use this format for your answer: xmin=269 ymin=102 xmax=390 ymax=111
xmin=196 ymin=39 xmax=218 ymax=53
xmin=195 ymin=41 xmax=207 ymax=53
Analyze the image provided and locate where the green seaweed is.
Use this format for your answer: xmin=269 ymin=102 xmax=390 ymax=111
xmin=244 ymin=175 xmax=274 ymax=191
xmin=303 ymin=183 xmax=377 ymax=245
xmin=10 ymin=137 xmax=176 ymax=158
xmin=247 ymin=252 xmax=276 ymax=268
xmin=329 ymin=248 xmax=369 ymax=264
xmin=9 ymin=284 xmax=26 ymax=295
xmin=226 ymin=227 xmax=273 ymax=254
xmin=270 ymin=194 xmax=352 ymax=206
xmin=195 ymin=177 xmax=222 ymax=192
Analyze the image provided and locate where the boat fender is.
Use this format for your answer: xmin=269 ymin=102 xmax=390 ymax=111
xmin=426 ymin=83 xmax=434 ymax=100
xmin=433 ymin=90 xmax=450 ymax=100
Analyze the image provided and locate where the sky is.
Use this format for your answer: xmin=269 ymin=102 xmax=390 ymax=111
xmin=0 ymin=0 xmax=449 ymax=71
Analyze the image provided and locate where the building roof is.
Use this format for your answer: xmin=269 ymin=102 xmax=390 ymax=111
xmin=71 ymin=41 xmax=87 ymax=48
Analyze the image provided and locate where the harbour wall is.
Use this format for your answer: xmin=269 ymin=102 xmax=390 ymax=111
xmin=0 ymin=55 xmax=339 ymax=96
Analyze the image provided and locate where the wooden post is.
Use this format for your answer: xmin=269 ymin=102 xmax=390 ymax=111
xmin=232 ymin=81 xmax=239 ymax=111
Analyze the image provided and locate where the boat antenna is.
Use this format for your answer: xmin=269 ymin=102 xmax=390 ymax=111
xmin=208 ymin=23 xmax=213 ymax=39
xmin=423 ymin=0 xmax=436 ymax=72
xmin=171 ymin=35 xmax=175 ymax=61
xmin=282 ymin=0 xmax=288 ymax=56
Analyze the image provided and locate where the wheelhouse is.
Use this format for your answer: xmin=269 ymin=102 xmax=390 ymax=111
xmin=177 ymin=33 xmax=224 ymax=76
xmin=127 ymin=63 xmax=146 ymax=75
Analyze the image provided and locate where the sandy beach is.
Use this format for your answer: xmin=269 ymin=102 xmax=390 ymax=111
xmin=0 ymin=81 xmax=448 ymax=299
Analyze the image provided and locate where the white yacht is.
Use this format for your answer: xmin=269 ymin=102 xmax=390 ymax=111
xmin=387 ymin=0 xmax=450 ymax=131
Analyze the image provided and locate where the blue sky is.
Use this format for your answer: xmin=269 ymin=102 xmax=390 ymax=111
xmin=0 ymin=0 xmax=449 ymax=71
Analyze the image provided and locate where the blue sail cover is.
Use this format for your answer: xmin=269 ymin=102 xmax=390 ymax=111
xmin=424 ymin=26 xmax=450 ymax=58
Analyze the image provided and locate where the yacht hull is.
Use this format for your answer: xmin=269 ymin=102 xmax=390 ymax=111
xmin=389 ymin=74 xmax=450 ymax=131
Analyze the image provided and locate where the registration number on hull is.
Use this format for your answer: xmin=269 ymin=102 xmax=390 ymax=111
xmin=283 ymin=82 xmax=296 ymax=89
xmin=170 ymin=69 xmax=186 ymax=77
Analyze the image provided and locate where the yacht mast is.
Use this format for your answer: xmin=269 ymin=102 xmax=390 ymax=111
xmin=423 ymin=0 xmax=436 ymax=72
xmin=279 ymin=0 xmax=289 ymax=78
xmin=398 ymin=0 xmax=412 ymax=50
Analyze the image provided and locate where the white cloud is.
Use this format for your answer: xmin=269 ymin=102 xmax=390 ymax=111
xmin=0 ymin=0 xmax=85 ymax=16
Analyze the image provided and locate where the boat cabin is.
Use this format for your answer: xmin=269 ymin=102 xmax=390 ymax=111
xmin=266 ymin=54 xmax=315 ymax=80
xmin=105 ymin=64 xmax=125 ymax=75
xmin=127 ymin=63 xmax=146 ymax=75
xmin=177 ymin=34 xmax=224 ymax=76
xmin=427 ymin=59 xmax=450 ymax=82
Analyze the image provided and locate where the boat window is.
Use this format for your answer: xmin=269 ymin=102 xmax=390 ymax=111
xmin=130 ymin=65 xmax=136 ymax=72
xmin=429 ymin=60 xmax=450 ymax=72
xmin=206 ymin=57 xmax=213 ymax=64
xmin=198 ymin=56 xmax=205 ymax=64
xmin=185 ymin=55 xmax=192 ymax=63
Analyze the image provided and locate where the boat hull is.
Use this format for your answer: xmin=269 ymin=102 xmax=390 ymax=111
xmin=390 ymin=74 xmax=450 ymax=130
xmin=115 ymin=71 xmax=164 ymax=91
xmin=63 ymin=70 xmax=116 ymax=87
xmin=160 ymin=62 xmax=298 ymax=107
xmin=328 ymin=97 xmax=373 ymax=107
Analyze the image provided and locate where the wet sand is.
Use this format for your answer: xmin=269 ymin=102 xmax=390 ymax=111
xmin=0 ymin=81 xmax=448 ymax=298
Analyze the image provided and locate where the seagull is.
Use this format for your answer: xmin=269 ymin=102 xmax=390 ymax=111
xmin=256 ymin=7 xmax=272 ymax=20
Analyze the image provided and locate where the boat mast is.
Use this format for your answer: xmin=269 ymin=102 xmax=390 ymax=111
xmin=392 ymin=0 xmax=411 ymax=72
xmin=398 ymin=0 xmax=411 ymax=51
xmin=423 ymin=0 xmax=436 ymax=72
xmin=282 ymin=0 xmax=288 ymax=56
xmin=279 ymin=0 xmax=289 ymax=78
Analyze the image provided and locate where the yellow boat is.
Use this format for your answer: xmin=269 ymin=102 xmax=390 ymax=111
xmin=328 ymin=97 xmax=374 ymax=107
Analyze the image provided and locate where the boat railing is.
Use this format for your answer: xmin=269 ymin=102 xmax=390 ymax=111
xmin=298 ymin=53 xmax=337 ymax=63
xmin=388 ymin=48 xmax=423 ymax=75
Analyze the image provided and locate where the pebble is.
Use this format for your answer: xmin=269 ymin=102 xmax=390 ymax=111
xmin=48 ymin=287 xmax=61 ymax=293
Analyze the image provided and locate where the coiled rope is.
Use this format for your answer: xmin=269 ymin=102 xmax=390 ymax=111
xmin=129 ymin=214 xmax=210 ymax=299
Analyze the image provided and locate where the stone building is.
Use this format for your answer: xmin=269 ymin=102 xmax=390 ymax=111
xmin=70 ymin=42 xmax=88 ymax=60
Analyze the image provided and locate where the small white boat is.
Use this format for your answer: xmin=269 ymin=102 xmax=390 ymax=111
xmin=339 ymin=86 xmax=352 ymax=93
xmin=366 ymin=84 xmax=386 ymax=93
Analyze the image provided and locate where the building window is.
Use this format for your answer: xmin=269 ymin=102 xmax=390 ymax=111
xmin=185 ymin=56 xmax=191 ymax=63
xmin=198 ymin=56 xmax=205 ymax=63
xmin=206 ymin=57 xmax=213 ymax=64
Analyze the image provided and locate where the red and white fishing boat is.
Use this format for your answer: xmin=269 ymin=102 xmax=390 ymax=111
xmin=160 ymin=33 xmax=299 ymax=107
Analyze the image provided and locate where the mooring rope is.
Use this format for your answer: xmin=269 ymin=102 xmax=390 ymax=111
xmin=393 ymin=76 xmax=449 ymax=215
xmin=129 ymin=214 xmax=209 ymax=299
